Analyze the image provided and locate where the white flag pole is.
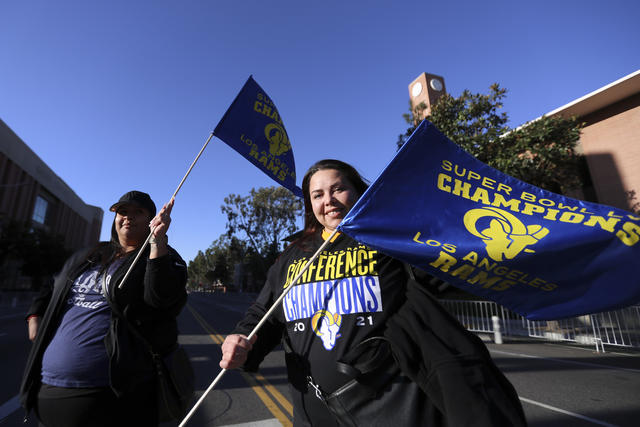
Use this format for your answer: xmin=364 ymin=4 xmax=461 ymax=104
xmin=178 ymin=228 xmax=339 ymax=427
xmin=118 ymin=132 xmax=215 ymax=289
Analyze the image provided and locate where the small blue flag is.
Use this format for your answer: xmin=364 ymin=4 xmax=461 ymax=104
xmin=338 ymin=120 xmax=640 ymax=320
xmin=214 ymin=76 xmax=303 ymax=197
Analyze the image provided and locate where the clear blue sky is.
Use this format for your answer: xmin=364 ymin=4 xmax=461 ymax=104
xmin=1 ymin=0 xmax=638 ymax=263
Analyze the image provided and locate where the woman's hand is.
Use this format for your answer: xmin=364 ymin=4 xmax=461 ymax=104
xmin=28 ymin=316 xmax=40 ymax=341
xmin=149 ymin=198 xmax=173 ymax=259
xmin=220 ymin=334 xmax=257 ymax=369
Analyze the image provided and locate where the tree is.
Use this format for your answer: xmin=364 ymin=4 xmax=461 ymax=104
xmin=221 ymin=186 xmax=302 ymax=289
xmin=188 ymin=186 xmax=302 ymax=292
xmin=398 ymin=84 xmax=587 ymax=194
xmin=0 ymin=220 xmax=29 ymax=266
xmin=0 ymin=220 xmax=70 ymax=289
xmin=187 ymin=235 xmax=247 ymax=290
xmin=221 ymin=186 xmax=302 ymax=264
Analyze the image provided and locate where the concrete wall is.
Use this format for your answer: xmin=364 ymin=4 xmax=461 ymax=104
xmin=0 ymin=119 xmax=103 ymax=250
xmin=579 ymin=93 xmax=640 ymax=211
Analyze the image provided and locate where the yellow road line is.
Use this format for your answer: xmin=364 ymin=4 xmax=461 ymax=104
xmin=242 ymin=372 xmax=293 ymax=426
xmin=186 ymin=302 xmax=293 ymax=425
xmin=186 ymin=303 xmax=224 ymax=344
xmin=253 ymin=373 xmax=294 ymax=416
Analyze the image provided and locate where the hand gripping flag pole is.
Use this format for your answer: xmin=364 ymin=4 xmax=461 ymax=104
xmin=178 ymin=229 xmax=339 ymax=427
xmin=180 ymin=76 xmax=305 ymax=425
xmin=117 ymin=132 xmax=214 ymax=289
xmin=120 ymin=75 xmax=299 ymax=290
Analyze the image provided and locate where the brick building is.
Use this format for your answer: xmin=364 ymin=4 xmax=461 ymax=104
xmin=544 ymin=70 xmax=640 ymax=212
xmin=0 ymin=118 xmax=103 ymax=289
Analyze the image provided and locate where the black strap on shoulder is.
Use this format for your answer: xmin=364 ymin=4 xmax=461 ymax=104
xmin=335 ymin=336 xmax=392 ymax=378
xmin=107 ymin=284 xmax=160 ymax=358
xmin=281 ymin=333 xmax=294 ymax=354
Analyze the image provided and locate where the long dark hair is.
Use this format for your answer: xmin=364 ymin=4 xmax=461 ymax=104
xmin=299 ymin=159 xmax=368 ymax=239
xmin=86 ymin=216 xmax=151 ymax=268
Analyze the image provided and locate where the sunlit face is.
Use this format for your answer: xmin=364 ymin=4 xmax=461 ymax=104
xmin=309 ymin=169 xmax=358 ymax=233
xmin=114 ymin=204 xmax=152 ymax=249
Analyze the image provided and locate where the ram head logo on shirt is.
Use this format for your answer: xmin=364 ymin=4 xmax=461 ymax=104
xmin=311 ymin=309 xmax=342 ymax=351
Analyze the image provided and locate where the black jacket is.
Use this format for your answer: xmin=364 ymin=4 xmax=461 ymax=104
xmin=233 ymin=232 xmax=525 ymax=426
xmin=384 ymin=270 xmax=527 ymax=426
xmin=233 ymin=232 xmax=410 ymax=424
xmin=19 ymin=244 xmax=188 ymax=414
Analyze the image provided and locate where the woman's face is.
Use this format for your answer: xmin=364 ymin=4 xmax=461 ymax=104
xmin=114 ymin=204 xmax=151 ymax=249
xmin=309 ymin=169 xmax=359 ymax=233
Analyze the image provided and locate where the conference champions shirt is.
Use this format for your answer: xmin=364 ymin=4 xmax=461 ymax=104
xmin=235 ymin=231 xmax=408 ymax=423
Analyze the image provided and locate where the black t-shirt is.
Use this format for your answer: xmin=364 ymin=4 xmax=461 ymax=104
xmin=234 ymin=231 xmax=408 ymax=424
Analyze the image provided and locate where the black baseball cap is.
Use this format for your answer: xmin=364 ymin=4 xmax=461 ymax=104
xmin=109 ymin=191 xmax=156 ymax=217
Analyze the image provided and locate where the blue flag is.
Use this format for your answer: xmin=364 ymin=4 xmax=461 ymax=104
xmin=338 ymin=120 xmax=640 ymax=320
xmin=214 ymin=76 xmax=303 ymax=197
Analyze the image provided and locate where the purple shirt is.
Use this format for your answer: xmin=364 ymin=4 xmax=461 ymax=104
xmin=41 ymin=259 xmax=124 ymax=387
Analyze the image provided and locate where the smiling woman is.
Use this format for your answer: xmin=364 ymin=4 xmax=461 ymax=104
xmin=19 ymin=190 xmax=188 ymax=427
xmin=309 ymin=168 xmax=359 ymax=233
xmin=110 ymin=191 xmax=170 ymax=259
xmin=114 ymin=205 xmax=151 ymax=247
xmin=219 ymin=159 xmax=527 ymax=426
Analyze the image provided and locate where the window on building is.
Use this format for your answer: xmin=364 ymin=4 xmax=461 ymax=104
xmin=32 ymin=196 xmax=48 ymax=224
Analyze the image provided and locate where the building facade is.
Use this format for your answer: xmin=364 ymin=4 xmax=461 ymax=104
xmin=0 ymin=118 xmax=103 ymax=289
xmin=544 ymin=70 xmax=640 ymax=212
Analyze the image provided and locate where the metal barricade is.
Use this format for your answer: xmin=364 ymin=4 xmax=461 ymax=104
xmin=440 ymin=299 xmax=640 ymax=352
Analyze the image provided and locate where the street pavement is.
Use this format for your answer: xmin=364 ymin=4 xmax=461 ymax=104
xmin=2 ymin=291 xmax=639 ymax=426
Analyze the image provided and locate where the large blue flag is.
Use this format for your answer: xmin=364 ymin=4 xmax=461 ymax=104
xmin=338 ymin=120 xmax=640 ymax=320
xmin=214 ymin=76 xmax=303 ymax=197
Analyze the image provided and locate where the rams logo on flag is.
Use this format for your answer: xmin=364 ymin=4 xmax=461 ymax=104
xmin=265 ymin=122 xmax=291 ymax=156
xmin=464 ymin=207 xmax=549 ymax=262
xmin=214 ymin=76 xmax=303 ymax=197
xmin=338 ymin=120 xmax=640 ymax=320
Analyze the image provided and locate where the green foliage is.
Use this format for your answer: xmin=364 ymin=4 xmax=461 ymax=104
xmin=497 ymin=116 xmax=585 ymax=193
xmin=221 ymin=186 xmax=302 ymax=257
xmin=398 ymin=84 xmax=585 ymax=194
xmin=188 ymin=186 xmax=302 ymax=291
xmin=187 ymin=234 xmax=246 ymax=289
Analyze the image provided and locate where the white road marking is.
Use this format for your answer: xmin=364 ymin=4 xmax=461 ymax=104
xmin=519 ymin=397 xmax=619 ymax=427
xmin=220 ymin=419 xmax=283 ymax=427
xmin=490 ymin=348 xmax=640 ymax=374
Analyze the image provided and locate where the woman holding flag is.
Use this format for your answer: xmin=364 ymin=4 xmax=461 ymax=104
xmin=220 ymin=159 xmax=526 ymax=426
xmin=20 ymin=191 xmax=188 ymax=427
